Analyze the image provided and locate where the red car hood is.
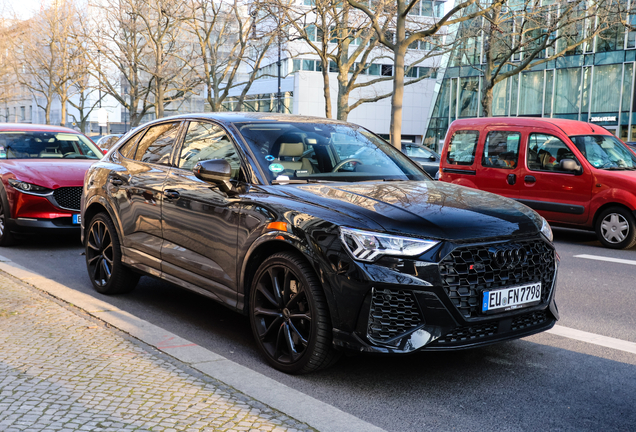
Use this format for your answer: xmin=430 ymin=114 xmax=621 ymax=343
xmin=2 ymin=159 xmax=95 ymax=189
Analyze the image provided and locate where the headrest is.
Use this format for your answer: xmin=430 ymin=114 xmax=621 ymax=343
xmin=278 ymin=142 xmax=304 ymax=158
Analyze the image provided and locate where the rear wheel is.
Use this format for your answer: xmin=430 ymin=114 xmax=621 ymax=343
xmin=595 ymin=207 xmax=636 ymax=249
xmin=0 ymin=188 xmax=15 ymax=247
xmin=249 ymin=252 xmax=340 ymax=374
xmin=85 ymin=213 xmax=139 ymax=294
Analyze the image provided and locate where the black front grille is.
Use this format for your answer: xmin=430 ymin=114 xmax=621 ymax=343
xmin=435 ymin=322 xmax=499 ymax=345
xmin=511 ymin=311 xmax=548 ymax=331
xmin=367 ymin=288 xmax=423 ymax=344
xmin=52 ymin=187 xmax=82 ymax=211
xmin=438 ymin=238 xmax=555 ymax=318
xmin=432 ymin=310 xmax=551 ymax=346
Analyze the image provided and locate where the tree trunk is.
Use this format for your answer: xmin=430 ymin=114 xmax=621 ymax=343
xmin=390 ymin=46 xmax=406 ymax=149
xmin=321 ymin=61 xmax=332 ymax=118
xmin=481 ymin=81 xmax=494 ymax=118
xmin=155 ymin=78 xmax=164 ymax=118
xmin=44 ymin=104 xmax=51 ymax=125
xmin=337 ymin=73 xmax=350 ymax=121
xmin=60 ymin=100 xmax=67 ymax=127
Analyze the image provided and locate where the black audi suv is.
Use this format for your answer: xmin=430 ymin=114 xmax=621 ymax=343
xmin=81 ymin=113 xmax=558 ymax=374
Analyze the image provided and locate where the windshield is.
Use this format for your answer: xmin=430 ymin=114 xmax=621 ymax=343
xmin=570 ymin=135 xmax=636 ymax=170
xmin=235 ymin=122 xmax=428 ymax=183
xmin=0 ymin=131 xmax=102 ymax=159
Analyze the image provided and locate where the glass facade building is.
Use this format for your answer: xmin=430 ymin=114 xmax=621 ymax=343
xmin=425 ymin=9 xmax=636 ymax=152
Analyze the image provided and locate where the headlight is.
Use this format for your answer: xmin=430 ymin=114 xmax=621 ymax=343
xmin=340 ymin=227 xmax=439 ymax=262
xmin=8 ymin=179 xmax=52 ymax=195
xmin=540 ymin=217 xmax=553 ymax=242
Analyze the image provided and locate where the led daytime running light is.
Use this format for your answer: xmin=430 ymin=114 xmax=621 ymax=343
xmin=340 ymin=227 xmax=438 ymax=262
xmin=8 ymin=179 xmax=52 ymax=195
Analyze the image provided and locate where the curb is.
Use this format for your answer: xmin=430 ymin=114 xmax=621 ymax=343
xmin=0 ymin=256 xmax=385 ymax=432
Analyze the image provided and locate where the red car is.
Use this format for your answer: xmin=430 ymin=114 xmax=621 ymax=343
xmin=0 ymin=124 xmax=103 ymax=245
xmin=439 ymin=117 xmax=636 ymax=249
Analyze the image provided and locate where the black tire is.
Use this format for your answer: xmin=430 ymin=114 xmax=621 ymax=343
xmin=595 ymin=206 xmax=636 ymax=249
xmin=249 ymin=251 xmax=340 ymax=374
xmin=85 ymin=212 xmax=139 ymax=294
xmin=0 ymin=187 xmax=15 ymax=247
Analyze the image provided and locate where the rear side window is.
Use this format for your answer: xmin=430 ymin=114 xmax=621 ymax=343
xmin=527 ymin=133 xmax=577 ymax=172
xmin=134 ymin=122 xmax=181 ymax=165
xmin=482 ymin=131 xmax=520 ymax=169
xmin=446 ymin=131 xmax=478 ymax=165
xmin=118 ymin=130 xmax=145 ymax=159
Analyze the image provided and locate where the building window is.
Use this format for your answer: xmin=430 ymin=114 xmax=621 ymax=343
xmin=381 ymin=65 xmax=393 ymax=76
xmin=20 ymin=106 xmax=25 ymax=121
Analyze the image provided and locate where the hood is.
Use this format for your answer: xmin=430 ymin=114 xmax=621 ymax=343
xmin=2 ymin=159 xmax=95 ymax=189
xmin=288 ymin=181 xmax=542 ymax=242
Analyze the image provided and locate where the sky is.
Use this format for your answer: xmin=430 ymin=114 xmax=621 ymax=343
xmin=1 ymin=0 xmax=50 ymax=19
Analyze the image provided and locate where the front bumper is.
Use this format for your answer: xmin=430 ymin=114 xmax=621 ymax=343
xmin=326 ymin=236 xmax=559 ymax=354
xmin=6 ymin=216 xmax=80 ymax=234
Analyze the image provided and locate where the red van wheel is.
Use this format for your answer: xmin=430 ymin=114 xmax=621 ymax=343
xmin=595 ymin=207 xmax=636 ymax=250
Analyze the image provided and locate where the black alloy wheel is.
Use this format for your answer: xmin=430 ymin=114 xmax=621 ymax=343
xmin=249 ymin=252 xmax=340 ymax=374
xmin=0 ymin=187 xmax=15 ymax=246
xmin=85 ymin=213 xmax=139 ymax=294
xmin=595 ymin=206 xmax=636 ymax=250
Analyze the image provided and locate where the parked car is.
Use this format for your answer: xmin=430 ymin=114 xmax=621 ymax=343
xmin=401 ymin=142 xmax=440 ymax=178
xmin=81 ymin=113 xmax=558 ymax=374
xmin=95 ymin=134 xmax=123 ymax=152
xmin=0 ymin=124 xmax=104 ymax=246
xmin=439 ymin=117 xmax=636 ymax=249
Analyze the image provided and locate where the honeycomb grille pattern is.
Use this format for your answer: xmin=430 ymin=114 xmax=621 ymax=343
xmin=434 ymin=322 xmax=499 ymax=345
xmin=438 ymin=238 xmax=555 ymax=318
xmin=368 ymin=289 xmax=423 ymax=343
xmin=53 ymin=187 xmax=82 ymax=211
xmin=511 ymin=311 xmax=548 ymax=331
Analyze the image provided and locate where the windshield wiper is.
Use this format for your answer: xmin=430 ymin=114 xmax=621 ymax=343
xmin=271 ymin=178 xmax=334 ymax=185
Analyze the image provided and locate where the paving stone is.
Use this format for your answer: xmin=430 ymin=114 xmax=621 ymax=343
xmin=0 ymin=272 xmax=314 ymax=432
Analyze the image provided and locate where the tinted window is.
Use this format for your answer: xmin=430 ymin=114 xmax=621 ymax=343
xmin=179 ymin=121 xmax=241 ymax=180
xmin=570 ymin=135 xmax=636 ymax=169
xmin=0 ymin=131 xmax=101 ymax=159
xmin=235 ymin=122 xmax=426 ymax=183
xmin=446 ymin=131 xmax=478 ymax=165
xmin=482 ymin=131 xmax=520 ymax=169
xmin=134 ymin=122 xmax=181 ymax=164
xmin=404 ymin=145 xmax=435 ymax=158
xmin=528 ymin=133 xmax=578 ymax=172
xmin=118 ymin=130 xmax=145 ymax=159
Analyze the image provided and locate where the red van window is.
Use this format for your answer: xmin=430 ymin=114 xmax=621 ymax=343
xmin=482 ymin=131 xmax=520 ymax=169
xmin=527 ymin=133 xmax=577 ymax=172
xmin=446 ymin=130 xmax=478 ymax=165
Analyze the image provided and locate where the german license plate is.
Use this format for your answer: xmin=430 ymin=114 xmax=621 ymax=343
xmin=72 ymin=214 xmax=81 ymax=225
xmin=482 ymin=282 xmax=541 ymax=313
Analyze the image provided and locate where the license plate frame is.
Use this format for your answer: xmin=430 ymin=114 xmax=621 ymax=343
xmin=482 ymin=282 xmax=541 ymax=313
xmin=72 ymin=214 xmax=81 ymax=225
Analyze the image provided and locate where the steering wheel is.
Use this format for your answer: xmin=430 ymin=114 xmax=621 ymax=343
xmin=332 ymin=158 xmax=363 ymax=172
xmin=62 ymin=152 xmax=76 ymax=158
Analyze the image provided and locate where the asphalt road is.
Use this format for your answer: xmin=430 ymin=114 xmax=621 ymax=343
xmin=1 ymin=228 xmax=635 ymax=432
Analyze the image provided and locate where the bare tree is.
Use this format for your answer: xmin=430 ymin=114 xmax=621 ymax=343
xmin=348 ymin=0 xmax=502 ymax=148
xmin=184 ymin=0 xmax=276 ymax=113
xmin=9 ymin=1 xmax=81 ymax=125
xmin=472 ymin=0 xmax=625 ymax=116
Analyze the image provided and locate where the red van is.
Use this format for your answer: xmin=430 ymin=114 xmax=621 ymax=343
xmin=439 ymin=117 xmax=636 ymax=249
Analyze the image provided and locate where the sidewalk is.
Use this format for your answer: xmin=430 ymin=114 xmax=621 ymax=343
xmin=0 ymin=270 xmax=312 ymax=432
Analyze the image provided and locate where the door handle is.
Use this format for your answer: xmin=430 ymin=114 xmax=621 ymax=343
xmin=163 ymin=189 xmax=180 ymax=200
xmin=109 ymin=177 xmax=124 ymax=186
xmin=507 ymin=173 xmax=516 ymax=185
xmin=524 ymin=175 xmax=536 ymax=183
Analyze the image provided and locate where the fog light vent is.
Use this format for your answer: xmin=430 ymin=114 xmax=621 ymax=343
xmin=367 ymin=288 xmax=423 ymax=344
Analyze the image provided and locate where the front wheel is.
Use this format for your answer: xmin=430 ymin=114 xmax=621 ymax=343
xmin=0 ymin=187 xmax=15 ymax=246
xmin=85 ymin=213 xmax=139 ymax=294
xmin=249 ymin=252 xmax=340 ymax=374
xmin=595 ymin=207 xmax=636 ymax=249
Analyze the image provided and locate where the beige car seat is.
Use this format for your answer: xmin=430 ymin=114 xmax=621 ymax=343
xmin=276 ymin=142 xmax=314 ymax=174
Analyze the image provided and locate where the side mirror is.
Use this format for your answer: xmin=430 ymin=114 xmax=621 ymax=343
xmin=193 ymin=159 xmax=232 ymax=193
xmin=560 ymin=158 xmax=581 ymax=173
xmin=429 ymin=155 xmax=436 ymax=161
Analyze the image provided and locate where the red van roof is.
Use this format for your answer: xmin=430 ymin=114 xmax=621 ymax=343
xmin=449 ymin=117 xmax=613 ymax=137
